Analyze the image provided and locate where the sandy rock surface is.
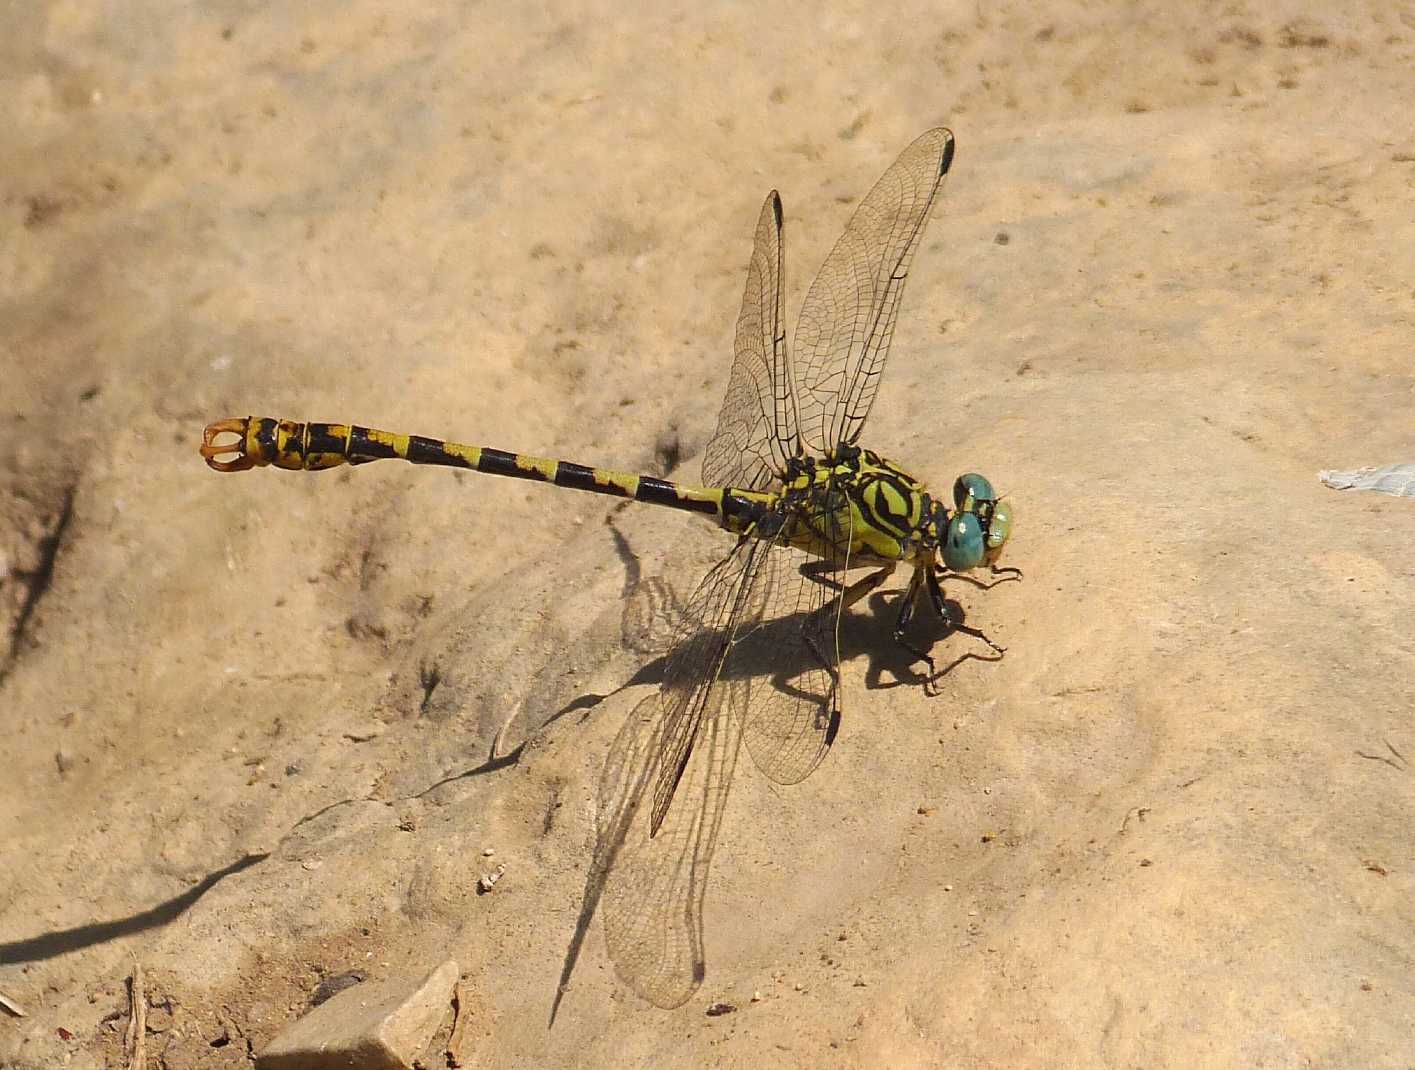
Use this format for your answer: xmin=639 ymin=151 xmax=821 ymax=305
xmin=2 ymin=2 xmax=1412 ymax=1067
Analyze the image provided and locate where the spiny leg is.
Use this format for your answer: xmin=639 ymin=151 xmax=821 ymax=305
xmin=840 ymin=564 xmax=895 ymax=610
xmin=891 ymin=565 xmax=945 ymax=688
xmin=800 ymin=563 xmax=895 ymax=721
xmin=797 ymin=561 xmax=896 ymax=671
xmin=796 ymin=558 xmax=848 ymax=593
xmin=926 ymin=566 xmax=1006 ymax=657
xmin=803 ymin=561 xmax=942 ymax=687
xmin=796 ymin=560 xmax=897 ymax=606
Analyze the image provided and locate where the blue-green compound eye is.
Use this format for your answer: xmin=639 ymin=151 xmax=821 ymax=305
xmin=953 ymin=472 xmax=996 ymax=511
xmin=943 ymin=512 xmax=986 ymax=571
xmin=987 ymin=498 xmax=1013 ymax=552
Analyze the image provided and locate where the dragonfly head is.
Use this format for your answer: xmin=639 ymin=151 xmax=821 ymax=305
xmin=941 ymin=473 xmax=1013 ymax=572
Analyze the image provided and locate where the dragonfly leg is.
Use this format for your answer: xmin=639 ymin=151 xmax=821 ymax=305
xmin=801 ymin=565 xmax=892 ymax=673
xmin=988 ymin=563 xmax=1024 ymax=583
xmin=937 ymin=564 xmax=1023 ymax=591
xmin=797 ymin=564 xmax=894 ymax=724
xmin=891 ymin=566 xmax=942 ymax=688
xmin=796 ymin=560 xmax=896 ymax=608
xmin=840 ymin=564 xmax=894 ymax=610
xmin=927 ymin=567 xmax=1006 ymax=656
xmin=797 ymin=558 xmax=846 ymax=593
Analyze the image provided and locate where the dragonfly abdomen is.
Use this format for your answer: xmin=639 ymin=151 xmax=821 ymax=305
xmin=201 ymin=417 xmax=766 ymax=520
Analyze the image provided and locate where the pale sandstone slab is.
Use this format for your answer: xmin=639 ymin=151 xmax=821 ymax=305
xmin=256 ymin=961 xmax=458 ymax=1070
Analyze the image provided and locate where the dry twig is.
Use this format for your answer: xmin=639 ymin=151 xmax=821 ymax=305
xmin=124 ymin=963 xmax=146 ymax=1070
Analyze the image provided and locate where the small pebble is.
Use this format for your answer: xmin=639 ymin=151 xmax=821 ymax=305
xmin=477 ymin=863 xmax=507 ymax=894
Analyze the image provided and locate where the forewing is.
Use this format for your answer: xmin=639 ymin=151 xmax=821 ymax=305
xmin=793 ymin=127 xmax=954 ymax=452
xmin=702 ymin=191 xmax=796 ymax=490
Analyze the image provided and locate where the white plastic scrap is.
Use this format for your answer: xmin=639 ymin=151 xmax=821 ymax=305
xmin=1318 ymin=463 xmax=1415 ymax=499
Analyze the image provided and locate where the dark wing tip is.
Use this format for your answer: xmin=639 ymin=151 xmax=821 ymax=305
xmin=769 ymin=189 xmax=783 ymax=227
xmin=937 ymin=128 xmax=956 ymax=175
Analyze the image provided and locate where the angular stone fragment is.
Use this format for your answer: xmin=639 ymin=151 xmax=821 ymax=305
xmin=256 ymin=960 xmax=458 ymax=1070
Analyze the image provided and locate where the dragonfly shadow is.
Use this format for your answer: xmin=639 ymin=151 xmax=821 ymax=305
xmin=851 ymin=586 xmax=1006 ymax=692
xmin=543 ymin=570 xmax=1004 ymax=742
xmin=548 ymin=572 xmax=1006 ymax=1021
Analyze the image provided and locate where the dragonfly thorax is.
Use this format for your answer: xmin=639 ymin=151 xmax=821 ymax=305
xmin=757 ymin=444 xmax=934 ymax=566
xmin=746 ymin=447 xmax=1013 ymax=574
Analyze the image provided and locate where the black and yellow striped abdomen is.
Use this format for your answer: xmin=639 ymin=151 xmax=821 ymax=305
xmin=200 ymin=417 xmax=772 ymax=525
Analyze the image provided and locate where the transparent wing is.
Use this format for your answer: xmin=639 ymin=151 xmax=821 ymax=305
xmin=648 ymin=537 xmax=775 ymax=834
xmin=702 ymin=191 xmax=797 ymax=491
xmin=597 ymin=535 xmax=770 ymax=1008
xmin=646 ymin=484 xmax=857 ymax=829
xmin=597 ymin=684 xmax=745 ymax=1008
xmin=597 ymin=492 xmax=853 ymax=1007
xmin=736 ymin=486 xmax=853 ymax=785
xmin=794 ymin=127 xmax=954 ymax=453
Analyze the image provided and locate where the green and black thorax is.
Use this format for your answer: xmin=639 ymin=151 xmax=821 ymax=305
xmin=719 ymin=442 xmax=1012 ymax=574
xmin=725 ymin=444 xmax=931 ymax=562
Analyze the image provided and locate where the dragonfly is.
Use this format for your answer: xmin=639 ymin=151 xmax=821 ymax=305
xmin=200 ymin=127 xmax=1017 ymax=1007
